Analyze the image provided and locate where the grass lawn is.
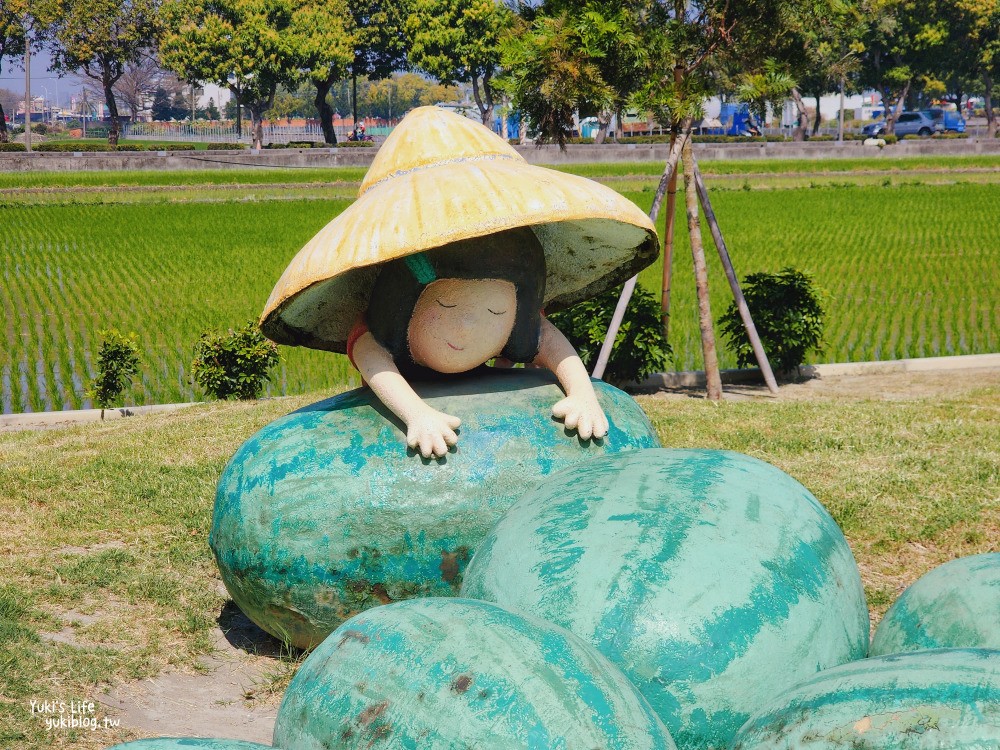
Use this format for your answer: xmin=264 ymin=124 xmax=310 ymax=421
xmin=1 ymin=375 xmax=998 ymax=747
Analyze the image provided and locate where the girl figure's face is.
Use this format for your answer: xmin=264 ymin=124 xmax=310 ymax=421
xmin=407 ymin=278 xmax=517 ymax=373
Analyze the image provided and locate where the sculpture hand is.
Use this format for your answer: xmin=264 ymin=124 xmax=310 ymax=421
xmin=551 ymin=395 xmax=609 ymax=441
xmin=406 ymin=406 xmax=461 ymax=459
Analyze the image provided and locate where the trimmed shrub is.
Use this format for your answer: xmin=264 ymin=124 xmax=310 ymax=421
xmin=337 ymin=140 xmax=375 ymax=147
xmin=35 ymin=142 xmax=112 ymax=152
xmin=547 ymin=286 xmax=671 ymax=386
xmin=718 ymin=268 xmax=825 ymax=374
xmin=89 ymin=330 xmax=141 ymax=410
xmin=192 ymin=321 xmax=280 ymax=400
xmin=0 ymin=142 xmax=26 ymax=152
xmin=114 ymin=143 xmax=146 ymax=151
xmin=163 ymin=144 xmax=198 ymax=151
xmin=882 ymin=134 xmax=898 ymax=144
xmin=208 ymin=142 xmax=247 ymax=150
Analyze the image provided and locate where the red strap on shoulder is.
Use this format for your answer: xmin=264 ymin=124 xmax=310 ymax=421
xmin=346 ymin=320 xmax=369 ymax=371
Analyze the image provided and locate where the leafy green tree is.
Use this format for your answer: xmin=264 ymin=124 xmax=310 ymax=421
xmin=44 ymin=0 xmax=159 ymax=145
xmin=205 ymin=97 xmax=221 ymax=120
xmin=289 ymin=0 xmax=353 ymax=144
xmin=89 ymin=330 xmax=141 ymax=413
xmin=150 ymin=86 xmax=173 ymax=120
xmin=159 ymin=0 xmax=300 ymax=148
xmin=348 ymin=0 xmax=411 ymax=126
xmin=932 ymin=0 xmax=1000 ymax=136
xmin=548 ymin=287 xmax=671 ymax=386
xmin=192 ymin=322 xmax=280 ymax=400
xmin=366 ymin=72 xmax=461 ymax=119
xmin=0 ymin=0 xmax=28 ymax=143
xmin=718 ymin=268 xmax=825 ymax=373
xmin=737 ymin=60 xmax=796 ymax=132
xmin=497 ymin=11 xmax=615 ymax=145
xmin=857 ymin=0 xmax=946 ymax=134
xmin=407 ymin=0 xmax=511 ymax=126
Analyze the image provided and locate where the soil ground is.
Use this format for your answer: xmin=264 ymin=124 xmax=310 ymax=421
xmin=650 ymin=366 xmax=1000 ymax=402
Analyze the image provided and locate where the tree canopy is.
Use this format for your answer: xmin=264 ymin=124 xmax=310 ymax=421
xmin=407 ymin=0 xmax=511 ymax=125
xmin=159 ymin=0 xmax=300 ymax=148
xmin=44 ymin=0 xmax=158 ymax=144
xmin=0 ymin=0 xmax=29 ymax=142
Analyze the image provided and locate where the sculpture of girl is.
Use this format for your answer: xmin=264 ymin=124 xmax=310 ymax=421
xmin=260 ymin=106 xmax=658 ymax=459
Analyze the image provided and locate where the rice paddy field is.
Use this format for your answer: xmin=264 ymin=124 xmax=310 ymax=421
xmin=1 ymin=154 xmax=998 ymax=413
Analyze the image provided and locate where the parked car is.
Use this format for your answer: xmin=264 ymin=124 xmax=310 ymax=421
xmin=923 ymin=108 xmax=966 ymax=133
xmin=862 ymin=111 xmax=944 ymax=137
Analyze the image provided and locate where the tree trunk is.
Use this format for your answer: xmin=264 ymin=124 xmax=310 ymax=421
xmin=661 ymin=131 xmax=679 ymax=342
xmin=682 ymin=139 xmax=722 ymax=401
xmin=614 ymin=106 xmax=624 ymax=141
xmin=314 ymin=77 xmax=337 ymax=144
xmin=594 ymin=109 xmax=612 ymax=143
xmin=813 ymin=92 xmax=822 ymax=135
xmin=248 ymin=104 xmax=265 ymax=149
xmin=0 ymin=100 xmax=8 ymax=143
xmin=103 ymin=74 xmax=121 ymax=146
xmin=471 ymin=75 xmax=494 ymax=128
xmin=790 ymin=88 xmax=809 ymax=142
xmin=884 ymin=80 xmax=910 ymax=136
xmin=985 ymin=72 xmax=997 ymax=138
xmin=518 ymin=117 xmax=528 ymax=145
xmin=351 ymin=70 xmax=358 ymax=130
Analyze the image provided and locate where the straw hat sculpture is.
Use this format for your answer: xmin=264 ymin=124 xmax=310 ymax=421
xmin=260 ymin=106 xmax=659 ymax=353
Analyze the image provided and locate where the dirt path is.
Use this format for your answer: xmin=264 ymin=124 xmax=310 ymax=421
xmin=94 ymin=595 xmax=286 ymax=745
xmin=647 ymin=366 xmax=1000 ymax=402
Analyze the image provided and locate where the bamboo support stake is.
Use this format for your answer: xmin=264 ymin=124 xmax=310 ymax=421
xmin=661 ymin=133 xmax=679 ymax=342
xmin=692 ymin=161 xmax=779 ymax=395
xmin=682 ymin=139 xmax=722 ymax=400
xmin=592 ymin=127 xmax=689 ymax=380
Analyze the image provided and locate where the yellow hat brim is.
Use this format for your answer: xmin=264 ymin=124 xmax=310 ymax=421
xmin=261 ymin=154 xmax=657 ymax=352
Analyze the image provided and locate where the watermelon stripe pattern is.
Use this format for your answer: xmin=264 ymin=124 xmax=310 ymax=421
xmin=872 ymin=553 xmax=1000 ymax=656
xmin=273 ymin=598 xmax=677 ymax=750
xmin=461 ymin=448 xmax=870 ymax=749
xmin=211 ymin=369 xmax=660 ymax=648
xmin=730 ymin=648 xmax=1000 ymax=749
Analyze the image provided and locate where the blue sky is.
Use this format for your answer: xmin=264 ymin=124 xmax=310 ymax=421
xmin=0 ymin=50 xmax=82 ymax=108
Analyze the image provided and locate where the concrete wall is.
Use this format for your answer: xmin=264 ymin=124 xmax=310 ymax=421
xmin=2 ymin=137 xmax=999 ymax=172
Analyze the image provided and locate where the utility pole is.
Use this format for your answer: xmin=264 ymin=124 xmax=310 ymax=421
xmin=24 ymin=43 xmax=31 ymax=152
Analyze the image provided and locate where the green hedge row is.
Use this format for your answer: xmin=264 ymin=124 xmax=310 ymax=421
xmin=0 ymin=142 xmax=27 ymax=152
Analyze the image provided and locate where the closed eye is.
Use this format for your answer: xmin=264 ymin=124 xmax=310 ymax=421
xmin=436 ymin=300 xmax=457 ymax=308
xmin=488 ymin=309 xmax=507 ymax=315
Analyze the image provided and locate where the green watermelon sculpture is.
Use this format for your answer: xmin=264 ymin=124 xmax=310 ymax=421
xmin=872 ymin=553 xmax=1000 ymax=656
xmin=212 ymin=369 xmax=659 ymax=648
xmin=461 ymin=448 xmax=870 ymax=749
xmin=730 ymin=648 xmax=1000 ymax=749
xmin=273 ymin=598 xmax=677 ymax=749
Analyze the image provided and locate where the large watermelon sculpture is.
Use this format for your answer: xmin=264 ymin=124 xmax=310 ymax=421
xmin=212 ymin=368 xmax=659 ymax=648
xmin=730 ymin=648 xmax=1000 ymax=749
xmin=461 ymin=448 xmax=870 ymax=749
xmin=273 ymin=598 xmax=677 ymax=749
xmin=872 ymin=553 xmax=1000 ymax=656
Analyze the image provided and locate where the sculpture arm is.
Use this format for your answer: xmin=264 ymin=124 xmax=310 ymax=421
xmin=352 ymin=331 xmax=461 ymax=459
xmin=532 ymin=317 xmax=609 ymax=440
